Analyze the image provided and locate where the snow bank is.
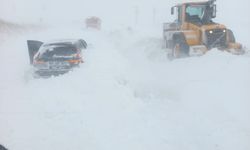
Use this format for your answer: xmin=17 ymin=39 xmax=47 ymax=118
xmin=0 ymin=23 xmax=250 ymax=150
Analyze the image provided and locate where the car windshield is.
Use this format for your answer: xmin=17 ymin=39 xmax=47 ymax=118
xmin=39 ymin=45 xmax=77 ymax=59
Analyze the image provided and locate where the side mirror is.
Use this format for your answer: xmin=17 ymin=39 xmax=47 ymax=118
xmin=171 ymin=7 xmax=174 ymax=15
xmin=212 ymin=4 xmax=217 ymax=18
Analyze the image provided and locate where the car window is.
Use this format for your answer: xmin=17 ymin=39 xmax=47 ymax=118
xmin=76 ymin=42 xmax=83 ymax=50
xmin=39 ymin=46 xmax=77 ymax=59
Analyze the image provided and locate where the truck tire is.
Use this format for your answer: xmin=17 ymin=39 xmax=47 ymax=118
xmin=165 ymin=40 xmax=172 ymax=49
xmin=170 ymin=34 xmax=189 ymax=59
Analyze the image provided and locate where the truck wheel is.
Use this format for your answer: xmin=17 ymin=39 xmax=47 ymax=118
xmin=173 ymin=43 xmax=181 ymax=58
xmin=165 ymin=40 xmax=169 ymax=49
xmin=172 ymin=40 xmax=189 ymax=58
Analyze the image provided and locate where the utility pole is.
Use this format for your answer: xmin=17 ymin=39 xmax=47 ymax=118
xmin=134 ymin=6 xmax=139 ymax=26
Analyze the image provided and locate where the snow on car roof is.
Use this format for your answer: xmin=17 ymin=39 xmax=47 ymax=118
xmin=44 ymin=39 xmax=80 ymax=46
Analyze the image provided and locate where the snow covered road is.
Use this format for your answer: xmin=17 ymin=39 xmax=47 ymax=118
xmin=0 ymin=24 xmax=250 ymax=150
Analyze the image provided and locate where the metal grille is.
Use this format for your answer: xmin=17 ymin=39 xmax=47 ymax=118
xmin=206 ymin=29 xmax=227 ymax=49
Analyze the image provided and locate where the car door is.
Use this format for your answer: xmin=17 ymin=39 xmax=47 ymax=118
xmin=27 ymin=40 xmax=43 ymax=64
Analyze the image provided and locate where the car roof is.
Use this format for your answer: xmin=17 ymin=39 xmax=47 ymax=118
xmin=43 ymin=39 xmax=81 ymax=46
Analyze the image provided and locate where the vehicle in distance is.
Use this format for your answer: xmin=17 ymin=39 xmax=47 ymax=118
xmin=27 ymin=39 xmax=87 ymax=77
xmin=85 ymin=16 xmax=101 ymax=30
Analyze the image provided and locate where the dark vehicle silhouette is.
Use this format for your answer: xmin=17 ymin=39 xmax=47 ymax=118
xmin=27 ymin=39 xmax=87 ymax=77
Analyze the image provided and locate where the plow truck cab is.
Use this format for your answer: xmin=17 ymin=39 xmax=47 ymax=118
xmin=163 ymin=0 xmax=244 ymax=59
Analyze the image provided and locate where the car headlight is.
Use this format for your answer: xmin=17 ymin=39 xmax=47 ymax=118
xmin=209 ymin=30 xmax=213 ymax=34
xmin=223 ymin=29 xmax=226 ymax=33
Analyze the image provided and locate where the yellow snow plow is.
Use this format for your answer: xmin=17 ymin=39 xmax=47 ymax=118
xmin=163 ymin=0 xmax=244 ymax=59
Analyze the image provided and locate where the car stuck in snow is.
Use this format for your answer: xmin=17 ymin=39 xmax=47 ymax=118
xmin=27 ymin=39 xmax=87 ymax=77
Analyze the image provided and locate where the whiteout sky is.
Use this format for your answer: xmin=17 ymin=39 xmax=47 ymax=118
xmin=1 ymin=0 xmax=249 ymax=45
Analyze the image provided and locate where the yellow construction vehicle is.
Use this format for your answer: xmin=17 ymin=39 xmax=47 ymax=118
xmin=163 ymin=0 xmax=244 ymax=59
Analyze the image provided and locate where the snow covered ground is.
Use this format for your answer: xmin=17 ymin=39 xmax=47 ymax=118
xmin=1 ymin=0 xmax=250 ymax=150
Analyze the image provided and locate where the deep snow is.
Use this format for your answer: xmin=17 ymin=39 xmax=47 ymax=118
xmin=1 ymin=0 xmax=250 ymax=150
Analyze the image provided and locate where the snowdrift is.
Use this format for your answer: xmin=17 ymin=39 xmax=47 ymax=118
xmin=0 ymin=24 xmax=250 ymax=150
